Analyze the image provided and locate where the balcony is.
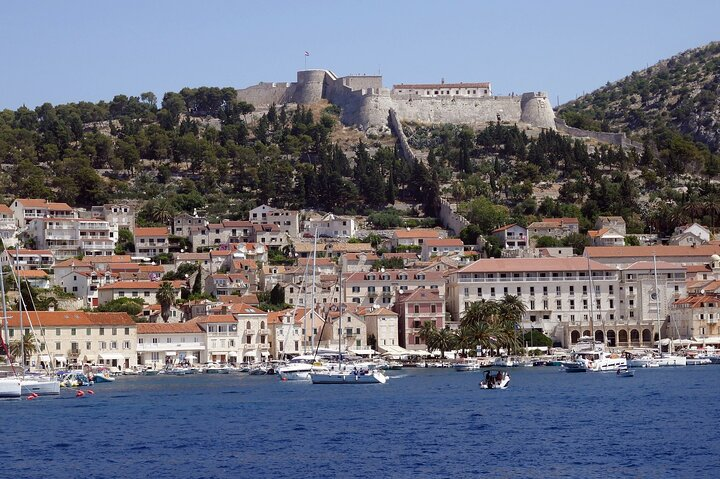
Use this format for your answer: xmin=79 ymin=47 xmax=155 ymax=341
xmin=259 ymin=343 xmax=270 ymax=350
xmin=259 ymin=329 xmax=270 ymax=335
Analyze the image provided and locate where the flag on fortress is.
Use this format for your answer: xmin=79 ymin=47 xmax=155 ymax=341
xmin=304 ymin=51 xmax=310 ymax=56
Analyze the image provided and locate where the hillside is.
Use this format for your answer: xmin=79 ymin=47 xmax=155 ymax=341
xmin=558 ymin=42 xmax=720 ymax=158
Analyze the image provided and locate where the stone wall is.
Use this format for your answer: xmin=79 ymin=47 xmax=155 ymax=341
xmin=236 ymin=82 xmax=294 ymax=106
xmin=555 ymin=118 xmax=644 ymax=151
xmin=438 ymin=198 xmax=470 ymax=236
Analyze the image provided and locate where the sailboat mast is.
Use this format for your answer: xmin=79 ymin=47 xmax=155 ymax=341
xmin=16 ymin=247 xmax=23 ymax=374
xmin=338 ymin=273 xmax=343 ymax=358
xmin=653 ymin=254 xmax=662 ymax=352
xmin=587 ymin=256 xmax=605 ymax=347
xmin=1 ymin=254 xmax=11 ymax=365
xmin=309 ymin=228 xmax=317 ymax=353
xmin=586 ymin=256 xmax=595 ymax=345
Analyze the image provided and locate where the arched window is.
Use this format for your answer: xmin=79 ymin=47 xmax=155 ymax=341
xmin=260 ymin=321 xmax=265 ymax=329
xmin=606 ymin=330 xmax=616 ymax=347
xmin=246 ymin=321 xmax=251 ymax=330
xmin=618 ymin=329 xmax=628 ymax=344
xmin=571 ymin=330 xmax=580 ymax=344
xmin=630 ymin=329 xmax=640 ymax=344
xmin=642 ymin=329 xmax=652 ymax=343
xmin=594 ymin=330 xmax=604 ymax=343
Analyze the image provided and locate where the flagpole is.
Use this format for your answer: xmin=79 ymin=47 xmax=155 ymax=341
xmin=304 ymin=53 xmax=307 ymax=71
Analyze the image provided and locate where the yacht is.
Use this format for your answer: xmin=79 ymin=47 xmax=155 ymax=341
xmin=310 ymin=367 xmax=387 ymax=384
xmin=20 ymin=374 xmax=61 ymax=395
xmin=277 ymin=356 xmax=329 ymax=381
xmin=568 ymin=338 xmax=626 ymax=372
xmin=0 ymin=376 xmax=22 ymax=398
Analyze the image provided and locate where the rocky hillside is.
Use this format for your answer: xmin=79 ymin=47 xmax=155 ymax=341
xmin=558 ymin=42 xmax=720 ymax=153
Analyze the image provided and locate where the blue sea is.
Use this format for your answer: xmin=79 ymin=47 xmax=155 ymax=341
xmin=2 ymin=366 xmax=718 ymax=479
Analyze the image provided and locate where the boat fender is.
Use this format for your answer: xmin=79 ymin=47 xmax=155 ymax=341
xmin=76 ymin=390 xmax=85 ymax=398
xmin=27 ymin=395 xmax=36 ymax=400
xmin=32 ymin=392 xmax=39 ymax=398
xmin=87 ymin=389 xmax=95 ymax=395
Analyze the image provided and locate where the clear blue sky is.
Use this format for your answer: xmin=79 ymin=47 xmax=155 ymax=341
xmin=1 ymin=0 xmax=718 ymax=110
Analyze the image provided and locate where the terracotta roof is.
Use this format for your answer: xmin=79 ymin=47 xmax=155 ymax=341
xmin=137 ymin=322 xmax=204 ymax=334
xmin=192 ymin=314 xmax=236 ymax=324
xmin=424 ymin=238 xmax=464 ymax=247
xmin=328 ymin=243 xmax=373 ymax=253
xmin=585 ymin=245 xmax=720 ymax=258
xmin=54 ymin=258 xmax=92 ymax=268
xmin=292 ymin=243 xmax=327 ymax=253
xmin=393 ymin=229 xmax=442 ymax=239
xmin=15 ymin=269 xmax=48 ymax=278
xmin=175 ymin=253 xmax=211 ymax=261
xmin=267 ymin=309 xmax=303 ymax=325
xmin=87 ymin=255 xmax=133 ymax=264
xmin=9 ymin=249 xmax=53 ymax=256
xmin=134 ymin=227 xmax=169 ymax=236
xmin=673 ymin=295 xmax=720 ymax=308
xmin=298 ymin=257 xmax=335 ymax=266
xmin=345 ymin=269 xmax=444 ymax=281
xmin=382 ymin=253 xmax=419 ymax=260
xmin=393 ymin=82 xmax=490 ymax=89
xmin=4 ymin=311 xmax=135 ymax=327
xmin=363 ymin=307 xmax=397 ymax=316
xmin=0 ymin=204 xmax=12 ymax=215
xmin=228 ymin=303 xmax=265 ymax=315
xmin=396 ymin=288 xmax=443 ymax=303
xmin=99 ymin=280 xmax=184 ymax=290
xmin=686 ymin=264 xmax=712 ymax=273
xmin=623 ymin=261 xmax=686 ymax=271
xmin=492 ymin=224 xmax=521 ymax=233
xmin=15 ymin=199 xmax=72 ymax=210
xmin=221 ymin=220 xmax=253 ymax=228
xmin=342 ymin=253 xmax=380 ymax=262
xmin=459 ymin=257 xmax=613 ymax=274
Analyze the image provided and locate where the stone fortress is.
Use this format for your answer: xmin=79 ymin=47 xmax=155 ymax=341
xmin=236 ymin=69 xmax=557 ymax=131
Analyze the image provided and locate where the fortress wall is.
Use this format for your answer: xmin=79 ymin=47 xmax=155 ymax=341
xmin=291 ymin=70 xmax=327 ymax=104
xmin=388 ymin=108 xmax=416 ymax=165
xmin=438 ymin=198 xmax=471 ymax=236
xmin=341 ymin=76 xmax=383 ymax=91
xmin=385 ymin=95 xmax=523 ymax=127
xmin=236 ymin=82 xmax=294 ymax=106
xmin=520 ymin=92 xmax=556 ymax=130
xmin=555 ymin=118 xmax=643 ymax=151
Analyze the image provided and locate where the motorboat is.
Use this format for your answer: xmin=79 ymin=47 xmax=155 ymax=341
xmin=686 ymin=357 xmax=712 ymax=366
xmin=277 ymin=356 xmax=330 ymax=381
xmin=453 ymin=361 xmax=484 ymax=372
xmin=0 ymin=376 xmax=22 ymax=398
xmin=655 ymin=354 xmax=687 ymax=367
xmin=493 ymin=357 xmax=519 ymax=367
xmin=479 ymin=370 xmax=510 ymax=389
xmin=561 ymin=361 xmax=588 ymax=373
xmin=203 ymin=363 xmax=231 ymax=374
xmin=310 ymin=368 xmax=387 ymax=384
xmin=89 ymin=367 xmax=116 ymax=383
xmin=625 ymin=353 xmax=660 ymax=368
xmin=616 ymin=368 xmax=635 ymax=377
xmin=569 ymin=338 xmax=626 ymax=372
xmin=59 ymin=372 xmax=92 ymax=387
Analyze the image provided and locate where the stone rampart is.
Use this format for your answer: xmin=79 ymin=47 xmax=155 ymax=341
xmin=291 ymin=70 xmax=327 ymax=104
xmin=236 ymin=82 xmax=294 ymax=106
xmin=438 ymin=198 xmax=470 ymax=236
xmin=555 ymin=118 xmax=644 ymax=151
xmin=520 ymin=92 xmax=555 ymax=130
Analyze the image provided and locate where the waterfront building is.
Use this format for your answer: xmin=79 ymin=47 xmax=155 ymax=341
xmin=136 ymin=322 xmax=206 ymax=369
xmin=344 ymin=269 xmax=445 ymax=307
xmin=585 ymin=245 xmax=720 ymax=269
xmin=672 ymin=291 xmax=720 ymax=344
xmin=320 ymin=307 xmax=367 ymax=351
xmin=393 ymin=289 xmax=445 ymax=351
xmin=362 ymin=306 xmax=399 ymax=352
xmin=5 ymin=311 xmax=137 ymax=369
xmin=267 ymin=309 xmax=304 ymax=359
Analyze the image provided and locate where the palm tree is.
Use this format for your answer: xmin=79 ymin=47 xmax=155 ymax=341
xmin=461 ymin=299 xmax=499 ymax=329
xmin=454 ymin=327 xmax=477 ymax=358
xmin=156 ymin=282 xmax=176 ymax=323
xmin=9 ymin=331 xmax=37 ymax=366
xmin=148 ymin=198 xmax=175 ymax=225
xmin=418 ymin=321 xmax=438 ymax=354
xmin=499 ymin=294 xmax=527 ymax=355
xmin=433 ymin=327 xmax=457 ymax=360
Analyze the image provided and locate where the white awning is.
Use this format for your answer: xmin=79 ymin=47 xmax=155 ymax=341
xmin=55 ymin=355 xmax=67 ymax=363
xmin=165 ymin=351 xmax=177 ymax=356
xmin=261 ymin=351 xmax=270 ymax=356
xmin=243 ymin=351 xmax=256 ymax=358
xmin=100 ymin=353 xmax=126 ymax=361
xmin=379 ymin=345 xmax=410 ymax=356
xmin=185 ymin=355 xmax=197 ymax=360
xmin=349 ymin=349 xmax=377 ymax=356
xmin=228 ymin=352 xmax=238 ymax=357
xmin=39 ymin=355 xmax=51 ymax=362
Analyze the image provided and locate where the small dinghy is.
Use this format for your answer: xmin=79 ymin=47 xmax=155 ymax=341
xmin=479 ymin=370 xmax=510 ymax=389
xmin=617 ymin=368 xmax=634 ymax=377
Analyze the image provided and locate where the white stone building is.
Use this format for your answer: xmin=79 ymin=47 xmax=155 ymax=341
xmin=27 ymin=217 xmax=117 ymax=259
xmin=134 ymin=227 xmax=170 ymax=257
xmin=249 ymin=204 xmax=300 ymax=237
xmin=136 ymin=322 xmax=206 ymax=369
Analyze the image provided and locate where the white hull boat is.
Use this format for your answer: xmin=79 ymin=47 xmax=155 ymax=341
xmin=310 ymin=370 xmax=387 ymax=384
xmin=0 ymin=377 xmax=22 ymax=398
xmin=656 ymin=355 xmax=686 ymax=367
xmin=21 ymin=377 xmax=60 ymax=395
xmin=627 ymin=357 xmax=660 ymax=368
xmin=453 ymin=362 xmax=483 ymax=372
xmin=277 ymin=363 xmax=329 ymax=381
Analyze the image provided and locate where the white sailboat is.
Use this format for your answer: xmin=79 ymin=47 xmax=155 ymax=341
xmin=652 ymin=254 xmax=686 ymax=367
xmin=309 ymin=266 xmax=387 ymax=384
xmin=0 ymin=251 xmax=21 ymax=398
xmin=8 ymin=246 xmax=60 ymax=395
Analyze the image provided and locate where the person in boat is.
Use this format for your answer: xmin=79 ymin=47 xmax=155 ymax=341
xmin=496 ymin=371 xmax=503 ymax=382
xmin=485 ymin=371 xmax=491 ymax=383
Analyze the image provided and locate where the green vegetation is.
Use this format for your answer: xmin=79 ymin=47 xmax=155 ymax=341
xmin=97 ymin=297 xmax=144 ymax=316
